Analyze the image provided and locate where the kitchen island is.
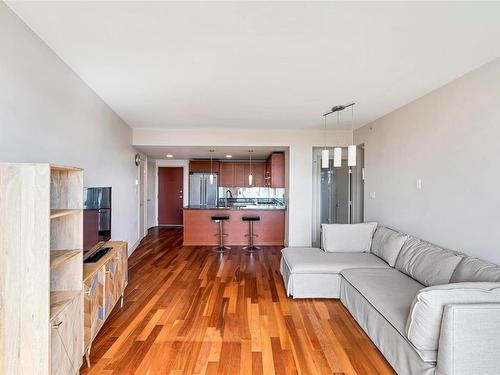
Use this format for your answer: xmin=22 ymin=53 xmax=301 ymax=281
xmin=183 ymin=205 xmax=286 ymax=246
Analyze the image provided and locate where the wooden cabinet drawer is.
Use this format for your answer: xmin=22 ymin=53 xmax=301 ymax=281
xmin=50 ymin=294 xmax=82 ymax=375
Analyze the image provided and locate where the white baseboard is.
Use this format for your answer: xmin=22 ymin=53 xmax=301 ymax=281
xmin=128 ymin=237 xmax=142 ymax=256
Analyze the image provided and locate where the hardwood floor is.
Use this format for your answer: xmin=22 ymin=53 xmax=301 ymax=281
xmin=80 ymin=227 xmax=395 ymax=375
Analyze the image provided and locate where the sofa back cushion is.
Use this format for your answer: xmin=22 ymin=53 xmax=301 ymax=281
xmin=395 ymin=237 xmax=462 ymax=286
xmin=322 ymin=223 xmax=377 ymax=253
xmin=450 ymin=256 xmax=500 ymax=283
xmin=371 ymin=226 xmax=408 ymax=267
xmin=406 ymin=282 xmax=500 ymax=353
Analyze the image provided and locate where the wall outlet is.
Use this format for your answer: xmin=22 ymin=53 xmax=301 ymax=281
xmin=369 ymin=191 xmax=376 ymax=199
xmin=416 ymin=179 xmax=422 ymax=190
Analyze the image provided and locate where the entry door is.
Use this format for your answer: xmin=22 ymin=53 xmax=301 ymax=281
xmin=158 ymin=167 xmax=184 ymax=225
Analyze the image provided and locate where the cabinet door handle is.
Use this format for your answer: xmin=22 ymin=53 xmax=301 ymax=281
xmin=52 ymin=321 xmax=63 ymax=329
xmin=84 ymin=288 xmax=92 ymax=296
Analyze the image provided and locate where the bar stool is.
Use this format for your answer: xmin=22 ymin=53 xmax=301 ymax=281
xmin=242 ymin=216 xmax=261 ymax=252
xmin=212 ymin=215 xmax=230 ymax=253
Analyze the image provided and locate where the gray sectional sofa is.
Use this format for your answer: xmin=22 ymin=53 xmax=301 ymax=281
xmin=280 ymin=223 xmax=500 ymax=375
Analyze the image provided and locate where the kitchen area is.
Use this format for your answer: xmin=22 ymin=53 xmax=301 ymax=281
xmin=183 ymin=150 xmax=287 ymax=247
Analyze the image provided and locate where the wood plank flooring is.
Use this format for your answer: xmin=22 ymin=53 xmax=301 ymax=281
xmin=80 ymin=227 xmax=395 ymax=375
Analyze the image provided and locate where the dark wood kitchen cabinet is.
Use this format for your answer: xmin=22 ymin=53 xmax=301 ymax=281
xmin=233 ymin=162 xmax=247 ymax=187
xmin=266 ymin=152 xmax=285 ymax=188
xmin=246 ymin=162 xmax=266 ymax=187
xmin=189 ymin=160 xmax=220 ymax=173
xmin=219 ymin=162 xmax=234 ymax=187
xmin=220 ymin=161 xmax=267 ymax=187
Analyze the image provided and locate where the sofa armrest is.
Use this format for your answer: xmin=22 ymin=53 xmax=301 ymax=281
xmin=436 ymin=303 xmax=500 ymax=375
xmin=406 ymin=282 xmax=500 ymax=353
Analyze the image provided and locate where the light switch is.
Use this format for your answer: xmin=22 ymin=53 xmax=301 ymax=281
xmin=416 ymin=179 xmax=422 ymax=190
xmin=369 ymin=191 xmax=376 ymax=199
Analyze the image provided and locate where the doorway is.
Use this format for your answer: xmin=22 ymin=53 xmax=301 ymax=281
xmin=138 ymin=157 xmax=148 ymax=239
xmin=158 ymin=167 xmax=184 ymax=226
xmin=312 ymin=146 xmax=365 ymax=247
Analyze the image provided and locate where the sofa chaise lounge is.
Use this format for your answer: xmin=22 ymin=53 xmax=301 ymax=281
xmin=280 ymin=223 xmax=500 ymax=375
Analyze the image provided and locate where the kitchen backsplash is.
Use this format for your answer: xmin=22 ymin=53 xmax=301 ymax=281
xmin=218 ymin=187 xmax=285 ymax=200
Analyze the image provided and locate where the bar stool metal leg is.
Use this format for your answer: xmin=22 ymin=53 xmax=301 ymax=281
xmin=213 ymin=220 xmax=231 ymax=253
xmin=243 ymin=221 xmax=261 ymax=253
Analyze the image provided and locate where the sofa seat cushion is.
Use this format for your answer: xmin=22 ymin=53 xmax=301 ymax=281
xmin=341 ymin=268 xmax=437 ymax=362
xmin=450 ymin=256 xmax=500 ymax=283
xmin=395 ymin=236 xmax=463 ymax=286
xmin=341 ymin=268 xmax=424 ymax=336
xmin=281 ymin=247 xmax=389 ymax=274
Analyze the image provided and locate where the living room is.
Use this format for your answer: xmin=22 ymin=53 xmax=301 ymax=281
xmin=1 ymin=2 xmax=500 ymax=375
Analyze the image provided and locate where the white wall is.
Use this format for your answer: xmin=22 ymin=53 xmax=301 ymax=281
xmin=0 ymin=4 xmax=140 ymax=251
xmin=133 ymin=128 xmax=352 ymax=246
xmin=355 ymin=58 xmax=500 ymax=263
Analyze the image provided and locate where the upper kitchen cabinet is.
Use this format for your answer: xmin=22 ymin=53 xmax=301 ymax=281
xmin=219 ymin=162 xmax=235 ymax=186
xmin=266 ymin=152 xmax=285 ymax=188
xmin=246 ymin=162 xmax=266 ymax=187
xmin=189 ymin=160 xmax=220 ymax=173
xmin=233 ymin=162 xmax=247 ymax=187
xmin=220 ymin=161 xmax=266 ymax=187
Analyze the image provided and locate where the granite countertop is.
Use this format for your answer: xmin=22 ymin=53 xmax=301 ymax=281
xmin=184 ymin=204 xmax=286 ymax=211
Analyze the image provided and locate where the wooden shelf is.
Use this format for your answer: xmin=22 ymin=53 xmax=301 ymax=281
xmin=50 ymin=290 xmax=81 ymax=321
xmin=50 ymin=250 xmax=81 ymax=269
xmin=50 ymin=209 xmax=81 ymax=219
xmin=50 ymin=164 xmax=83 ymax=172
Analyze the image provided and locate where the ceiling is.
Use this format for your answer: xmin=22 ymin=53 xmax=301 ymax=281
xmin=7 ymin=2 xmax=500 ymax=130
xmin=135 ymin=145 xmax=287 ymax=160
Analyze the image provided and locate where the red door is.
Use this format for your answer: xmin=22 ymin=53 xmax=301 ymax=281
xmin=158 ymin=167 xmax=184 ymax=225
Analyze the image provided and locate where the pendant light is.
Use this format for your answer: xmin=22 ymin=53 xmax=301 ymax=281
xmin=209 ymin=149 xmax=215 ymax=184
xmin=248 ymin=149 xmax=253 ymax=186
xmin=333 ymin=112 xmax=342 ymax=167
xmin=348 ymin=104 xmax=357 ymax=166
xmin=333 ymin=147 xmax=342 ymax=167
xmin=321 ymin=115 xmax=329 ymax=168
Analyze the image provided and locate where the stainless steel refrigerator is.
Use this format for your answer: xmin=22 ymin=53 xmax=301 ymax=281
xmin=189 ymin=173 xmax=218 ymax=206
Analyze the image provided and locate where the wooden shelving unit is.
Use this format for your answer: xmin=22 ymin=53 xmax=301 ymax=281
xmin=50 ymin=249 xmax=82 ymax=269
xmin=49 ymin=164 xmax=84 ymax=375
xmin=50 ymin=290 xmax=82 ymax=320
xmin=0 ymin=163 xmax=84 ymax=375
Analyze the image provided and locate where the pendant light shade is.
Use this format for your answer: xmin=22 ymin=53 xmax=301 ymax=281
xmin=348 ymin=144 xmax=357 ymax=166
xmin=348 ymin=104 xmax=357 ymax=167
xmin=209 ymin=149 xmax=214 ymax=184
xmin=333 ymin=147 xmax=342 ymax=167
xmin=321 ymin=115 xmax=330 ymax=169
xmin=321 ymin=149 xmax=329 ymax=168
xmin=248 ymin=149 xmax=253 ymax=186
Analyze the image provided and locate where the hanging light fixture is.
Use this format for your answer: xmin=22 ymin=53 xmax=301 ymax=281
xmin=323 ymin=102 xmax=356 ymax=167
xmin=321 ymin=114 xmax=329 ymax=168
xmin=348 ymin=104 xmax=357 ymax=167
xmin=248 ymin=150 xmax=253 ymax=186
xmin=209 ymin=149 xmax=215 ymax=184
xmin=333 ymin=112 xmax=342 ymax=167
xmin=333 ymin=147 xmax=342 ymax=167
